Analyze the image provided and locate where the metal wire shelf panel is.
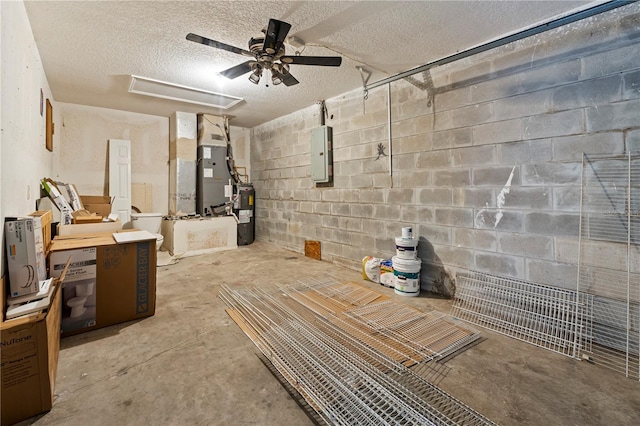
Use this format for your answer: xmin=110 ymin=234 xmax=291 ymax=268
xmin=345 ymin=300 xmax=482 ymax=363
xmin=220 ymin=281 xmax=496 ymax=425
xmin=451 ymin=271 xmax=593 ymax=358
xmin=577 ymin=153 xmax=640 ymax=380
xmin=289 ymin=278 xmax=386 ymax=315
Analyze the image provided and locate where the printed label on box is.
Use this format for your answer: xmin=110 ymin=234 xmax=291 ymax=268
xmin=51 ymin=248 xmax=97 ymax=334
xmin=136 ymin=241 xmax=151 ymax=315
xmin=5 ymin=218 xmax=42 ymax=297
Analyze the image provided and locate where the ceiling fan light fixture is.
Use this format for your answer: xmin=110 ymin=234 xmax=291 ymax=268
xmin=249 ymin=68 xmax=262 ymax=84
xmin=272 ymin=63 xmax=286 ymax=85
xmin=187 ymin=19 xmax=342 ymax=87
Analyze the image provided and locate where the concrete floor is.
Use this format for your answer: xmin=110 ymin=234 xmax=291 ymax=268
xmin=22 ymin=241 xmax=640 ymax=425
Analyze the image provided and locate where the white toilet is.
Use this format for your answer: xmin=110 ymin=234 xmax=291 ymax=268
xmin=67 ymin=282 xmax=95 ymax=318
xmin=130 ymin=212 xmax=164 ymax=251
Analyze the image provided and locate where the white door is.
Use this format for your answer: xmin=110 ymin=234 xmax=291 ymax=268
xmin=109 ymin=139 xmax=132 ymax=225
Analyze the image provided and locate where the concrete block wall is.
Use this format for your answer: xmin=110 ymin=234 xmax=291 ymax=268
xmin=251 ymin=3 xmax=640 ymax=295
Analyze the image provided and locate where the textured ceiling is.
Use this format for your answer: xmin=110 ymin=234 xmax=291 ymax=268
xmin=24 ymin=0 xmax=597 ymax=128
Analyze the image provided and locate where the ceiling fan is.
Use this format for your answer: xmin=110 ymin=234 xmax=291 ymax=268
xmin=186 ymin=19 xmax=342 ymax=86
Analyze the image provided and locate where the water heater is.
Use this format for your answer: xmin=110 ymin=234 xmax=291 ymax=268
xmin=234 ymin=184 xmax=255 ymax=245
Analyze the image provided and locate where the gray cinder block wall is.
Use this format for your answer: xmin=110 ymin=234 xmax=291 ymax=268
xmin=251 ymin=3 xmax=640 ymax=296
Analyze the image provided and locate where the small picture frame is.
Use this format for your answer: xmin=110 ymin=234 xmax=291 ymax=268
xmin=46 ymin=99 xmax=53 ymax=152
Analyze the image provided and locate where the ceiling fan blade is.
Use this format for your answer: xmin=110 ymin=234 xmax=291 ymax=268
xmin=219 ymin=61 xmax=255 ymax=79
xmin=280 ymin=56 xmax=342 ymax=66
xmin=281 ymin=72 xmax=299 ymax=87
xmin=186 ymin=33 xmax=254 ymax=58
xmin=263 ymin=19 xmax=291 ymax=54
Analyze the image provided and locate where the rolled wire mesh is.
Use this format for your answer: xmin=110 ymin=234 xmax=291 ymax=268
xmin=451 ymin=271 xmax=593 ymax=358
xmin=578 ymin=153 xmax=640 ymax=380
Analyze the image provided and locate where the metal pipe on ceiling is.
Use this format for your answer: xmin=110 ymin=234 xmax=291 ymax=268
xmin=365 ymin=0 xmax=633 ymax=91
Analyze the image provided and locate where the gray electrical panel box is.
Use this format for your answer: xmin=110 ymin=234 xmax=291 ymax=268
xmin=197 ymin=144 xmax=232 ymax=216
xmin=311 ymin=126 xmax=333 ymax=183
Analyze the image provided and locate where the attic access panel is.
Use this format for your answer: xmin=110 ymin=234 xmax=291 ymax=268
xmin=128 ymin=75 xmax=243 ymax=109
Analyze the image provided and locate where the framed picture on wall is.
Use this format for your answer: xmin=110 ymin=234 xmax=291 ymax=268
xmin=46 ymin=99 xmax=53 ymax=152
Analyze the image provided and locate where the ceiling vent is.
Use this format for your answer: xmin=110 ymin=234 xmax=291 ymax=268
xmin=128 ymin=75 xmax=243 ymax=109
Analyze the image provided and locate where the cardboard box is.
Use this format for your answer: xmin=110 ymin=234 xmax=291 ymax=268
xmin=5 ymin=218 xmax=47 ymax=297
xmin=29 ymin=210 xmax=53 ymax=254
xmin=72 ymin=215 xmax=103 ymax=224
xmin=41 ymin=179 xmax=74 ymax=225
xmin=36 ymin=197 xmax=62 ymax=225
xmin=1 ymin=275 xmax=63 ymax=426
xmin=6 ymin=278 xmax=56 ymax=319
xmin=57 ymin=219 xmax=122 ymax=237
xmin=2 ymin=275 xmax=6 ymax=322
xmin=80 ymin=195 xmax=113 ymax=217
xmin=64 ymin=184 xmax=83 ymax=211
xmin=49 ymin=232 xmax=156 ymax=337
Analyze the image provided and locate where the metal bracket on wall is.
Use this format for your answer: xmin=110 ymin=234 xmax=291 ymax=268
xmin=404 ymin=69 xmax=435 ymax=107
xmin=356 ymin=66 xmax=372 ymax=113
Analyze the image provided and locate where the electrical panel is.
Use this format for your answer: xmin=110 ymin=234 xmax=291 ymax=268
xmin=311 ymin=126 xmax=333 ymax=183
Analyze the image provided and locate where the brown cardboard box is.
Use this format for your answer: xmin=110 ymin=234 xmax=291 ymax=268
xmin=72 ymin=215 xmax=103 ymax=224
xmin=1 ymin=275 xmax=5 ymax=322
xmin=79 ymin=195 xmax=113 ymax=217
xmin=57 ymin=219 xmax=122 ymax=237
xmin=29 ymin=210 xmax=53 ymax=254
xmin=1 ymin=274 xmax=63 ymax=426
xmin=48 ymin=232 xmax=156 ymax=337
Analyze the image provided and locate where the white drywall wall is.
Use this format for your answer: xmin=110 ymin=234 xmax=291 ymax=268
xmin=1 ymin=0 xmax=58 ymax=277
xmin=230 ymin=126 xmax=251 ymax=183
xmin=56 ymin=103 xmax=169 ymax=215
